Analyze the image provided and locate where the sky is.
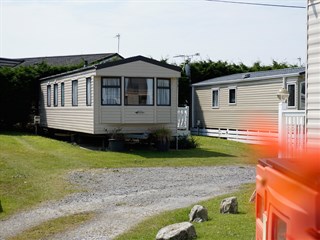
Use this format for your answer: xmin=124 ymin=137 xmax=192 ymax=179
xmin=0 ymin=0 xmax=307 ymax=66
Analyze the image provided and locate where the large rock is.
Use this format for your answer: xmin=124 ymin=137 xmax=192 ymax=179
xmin=156 ymin=222 xmax=197 ymax=240
xmin=189 ymin=205 xmax=208 ymax=222
xmin=220 ymin=196 xmax=238 ymax=214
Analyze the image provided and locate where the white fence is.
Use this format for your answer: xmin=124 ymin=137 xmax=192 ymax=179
xmin=177 ymin=106 xmax=190 ymax=135
xmin=191 ymin=128 xmax=277 ymax=144
xmin=279 ymin=104 xmax=306 ymax=157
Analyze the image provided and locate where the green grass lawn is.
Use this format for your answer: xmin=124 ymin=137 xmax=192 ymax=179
xmin=0 ymin=132 xmax=260 ymax=220
xmin=116 ymin=184 xmax=256 ymax=240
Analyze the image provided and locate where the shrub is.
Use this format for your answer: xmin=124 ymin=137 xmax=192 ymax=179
xmin=171 ymin=135 xmax=198 ymax=149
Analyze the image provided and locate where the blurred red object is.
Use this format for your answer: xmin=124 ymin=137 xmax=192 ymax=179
xmin=255 ymin=143 xmax=320 ymax=240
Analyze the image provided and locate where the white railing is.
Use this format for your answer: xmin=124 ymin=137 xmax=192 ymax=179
xmin=177 ymin=106 xmax=189 ymax=135
xmin=278 ymin=103 xmax=306 ymax=158
xmin=191 ymin=128 xmax=277 ymax=144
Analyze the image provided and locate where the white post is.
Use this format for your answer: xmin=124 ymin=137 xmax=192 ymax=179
xmin=278 ymin=102 xmax=288 ymax=158
xmin=191 ymin=86 xmax=195 ymax=129
xmin=185 ymin=106 xmax=189 ymax=131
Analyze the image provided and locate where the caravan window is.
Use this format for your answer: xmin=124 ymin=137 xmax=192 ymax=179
xmin=212 ymin=88 xmax=219 ymax=108
xmin=54 ymin=84 xmax=58 ymax=107
xmin=47 ymin=85 xmax=51 ymax=107
xmin=86 ymin=77 xmax=92 ymax=106
xmin=101 ymin=77 xmax=121 ymax=105
xmin=272 ymin=214 xmax=287 ymax=240
xmin=125 ymin=78 xmax=154 ymax=106
xmin=61 ymin=82 xmax=65 ymax=106
xmin=287 ymin=84 xmax=296 ymax=107
xmin=157 ymin=79 xmax=170 ymax=106
xmin=72 ymin=80 xmax=78 ymax=106
xmin=229 ymin=87 xmax=237 ymax=105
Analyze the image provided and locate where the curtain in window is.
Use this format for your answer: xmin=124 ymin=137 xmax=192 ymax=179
xmin=157 ymin=79 xmax=170 ymax=105
xmin=86 ymin=78 xmax=91 ymax=106
xmin=102 ymin=78 xmax=120 ymax=105
xmin=61 ymin=83 xmax=65 ymax=106
xmin=72 ymin=80 xmax=78 ymax=106
xmin=146 ymin=78 xmax=153 ymax=105
xmin=54 ymin=84 xmax=58 ymax=106
xmin=124 ymin=78 xmax=153 ymax=105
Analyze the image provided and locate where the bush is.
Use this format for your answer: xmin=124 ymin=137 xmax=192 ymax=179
xmin=171 ymin=135 xmax=198 ymax=149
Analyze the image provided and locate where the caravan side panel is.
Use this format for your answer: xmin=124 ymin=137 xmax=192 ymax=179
xmin=193 ymin=79 xmax=285 ymax=132
xmin=39 ymin=70 xmax=95 ymax=134
xmin=307 ymin=0 xmax=320 ymax=149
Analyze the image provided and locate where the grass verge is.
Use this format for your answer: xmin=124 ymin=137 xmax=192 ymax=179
xmin=0 ymin=132 xmax=261 ymax=219
xmin=115 ymin=184 xmax=256 ymax=240
xmin=7 ymin=212 xmax=95 ymax=240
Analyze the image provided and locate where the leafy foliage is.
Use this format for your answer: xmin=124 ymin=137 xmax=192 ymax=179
xmin=171 ymin=135 xmax=198 ymax=149
xmin=0 ymin=62 xmax=82 ymax=129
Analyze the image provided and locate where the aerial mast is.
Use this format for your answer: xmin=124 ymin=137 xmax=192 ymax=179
xmin=115 ymin=33 xmax=120 ymax=53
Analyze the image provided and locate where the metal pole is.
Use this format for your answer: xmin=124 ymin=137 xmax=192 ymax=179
xmin=115 ymin=34 xmax=120 ymax=53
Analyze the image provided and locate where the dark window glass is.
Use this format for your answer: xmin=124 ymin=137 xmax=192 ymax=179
xmin=47 ymin=85 xmax=51 ymax=107
xmin=54 ymin=84 xmax=58 ymax=107
xmin=229 ymin=88 xmax=236 ymax=104
xmin=288 ymin=84 xmax=295 ymax=107
xmin=61 ymin=82 xmax=65 ymax=106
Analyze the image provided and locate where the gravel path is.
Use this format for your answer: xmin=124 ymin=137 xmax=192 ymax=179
xmin=0 ymin=166 xmax=255 ymax=240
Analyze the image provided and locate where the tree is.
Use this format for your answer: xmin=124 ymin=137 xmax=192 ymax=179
xmin=0 ymin=62 xmax=82 ymax=130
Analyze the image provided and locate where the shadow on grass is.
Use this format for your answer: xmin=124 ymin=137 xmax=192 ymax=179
xmin=127 ymin=148 xmax=235 ymax=159
xmin=0 ymin=131 xmax=236 ymax=159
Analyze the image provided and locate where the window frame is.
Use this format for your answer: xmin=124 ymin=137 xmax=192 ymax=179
xmin=61 ymin=82 xmax=65 ymax=107
xmin=272 ymin=212 xmax=288 ymax=240
xmin=124 ymin=77 xmax=154 ymax=106
xmin=101 ymin=77 xmax=121 ymax=106
xmin=157 ymin=78 xmax=171 ymax=106
xmin=53 ymin=83 xmax=58 ymax=107
xmin=86 ymin=77 xmax=92 ymax=106
xmin=287 ymin=83 xmax=296 ymax=108
xmin=228 ymin=86 xmax=237 ymax=105
xmin=47 ymin=85 xmax=51 ymax=107
xmin=72 ymin=80 xmax=78 ymax=106
xmin=211 ymin=88 xmax=220 ymax=108
xmin=299 ymin=81 xmax=305 ymax=110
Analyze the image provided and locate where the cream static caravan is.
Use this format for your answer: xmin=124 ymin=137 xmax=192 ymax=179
xmin=39 ymin=56 xmax=181 ymax=136
xmin=307 ymin=0 xmax=320 ymax=149
xmin=191 ymin=68 xmax=305 ymax=143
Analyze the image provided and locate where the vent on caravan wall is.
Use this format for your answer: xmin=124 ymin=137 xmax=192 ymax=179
xmin=243 ymin=73 xmax=250 ymax=79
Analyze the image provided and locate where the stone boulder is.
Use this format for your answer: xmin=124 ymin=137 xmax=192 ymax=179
xmin=220 ymin=196 xmax=238 ymax=214
xmin=189 ymin=205 xmax=208 ymax=222
xmin=156 ymin=222 xmax=197 ymax=240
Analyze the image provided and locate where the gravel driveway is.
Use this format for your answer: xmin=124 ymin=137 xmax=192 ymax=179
xmin=0 ymin=166 xmax=255 ymax=240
